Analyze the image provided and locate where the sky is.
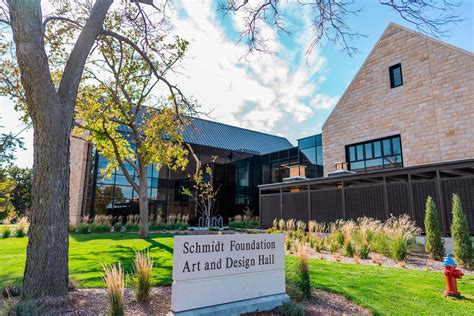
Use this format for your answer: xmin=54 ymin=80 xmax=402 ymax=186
xmin=1 ymin=0 xmax=473 ymax=168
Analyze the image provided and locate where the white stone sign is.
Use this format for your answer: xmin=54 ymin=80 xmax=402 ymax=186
xmin=170 ymin=233 xmax=286 ymax=314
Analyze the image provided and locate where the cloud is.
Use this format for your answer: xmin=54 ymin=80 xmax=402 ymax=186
xmin=310 ymin=94 xmax=340 ymax=110
xmin=166 ymin=1 xmax=338 ymax=143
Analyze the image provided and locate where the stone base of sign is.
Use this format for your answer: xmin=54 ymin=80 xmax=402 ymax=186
xmin=167 ymin=293 xmax=289 ymax=316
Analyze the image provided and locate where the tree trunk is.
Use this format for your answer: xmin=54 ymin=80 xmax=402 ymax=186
xmin=138 ymin=172 xmax=149 ymax=239
xmin=9 ymin=0 xmax=113 ymax=299
xmin=23 ymin=116 xmax=71 ymax=299
xmin=8 ymin=0 xmax=71 ymax=299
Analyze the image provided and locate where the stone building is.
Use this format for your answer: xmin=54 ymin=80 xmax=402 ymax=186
xmin=322 ymin=23 xmax=474 ymax=176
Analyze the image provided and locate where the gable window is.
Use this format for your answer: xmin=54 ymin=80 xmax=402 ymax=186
xmin=345 ymin=135 xmax=403 ymax=172
xmin=389 ymin=63 xmax=403 ymax=88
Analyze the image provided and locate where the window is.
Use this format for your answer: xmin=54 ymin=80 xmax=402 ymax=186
xmin=389 ymin=63 xmax=403 ymax=88
xmin=346 ymin=135 xmax=403 ymax=172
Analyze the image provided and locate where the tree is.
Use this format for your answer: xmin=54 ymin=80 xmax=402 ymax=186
xmin=0 ymin=117 xmax=26 ymax=167
xmin=450 ymin=194 xmax=472 ymax=268
xmin=0 ymin=0 xmax=190 ymax=299
xmin=0 ymin=167 xmax=15 ymax=220
xmin=221 ymin=0 xmax=463 ymax=56
xmin=7 ymin=166 xmax=32 ymax=217
xmin=424 ymin=196 xmax=445 ymax=260
xmin=185 ymin=163 xmax=221 ymax=228
xmin=72 ymin=19 xmax=190 ymax=238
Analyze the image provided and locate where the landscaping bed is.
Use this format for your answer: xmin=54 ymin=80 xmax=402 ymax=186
xmin=300 ymin=249 xmax=474 ymax=274
xmin=2 ymin=287 xmax=369 ymax=316
xmin=2 ymin=233 xmax=474 ymax=315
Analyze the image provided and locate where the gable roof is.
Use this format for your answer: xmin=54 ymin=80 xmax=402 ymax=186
xmin=322 ymin=22 xmax=473 ymax=129
xmin=183 ymin=117 xmax=293 ymax=155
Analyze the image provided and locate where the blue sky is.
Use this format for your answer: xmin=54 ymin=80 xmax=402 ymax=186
xmin=1 ymin=0 xmax=473 ymax=168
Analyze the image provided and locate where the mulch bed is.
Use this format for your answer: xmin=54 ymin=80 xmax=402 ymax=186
xmin=2 ymin=287 xmax=369 ymax=315
xmin=242 ymin=289 xmax=370 ymax=316
xmin=300 ymin=249 xmax=474 ymax=275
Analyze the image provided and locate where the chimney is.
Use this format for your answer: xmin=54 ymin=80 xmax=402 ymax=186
xmin=335 ymin=161 xmax=348 ymax=171
xmin=327 ymin=161 xmax=355 ymax=177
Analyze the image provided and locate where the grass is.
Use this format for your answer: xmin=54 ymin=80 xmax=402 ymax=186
xmin=1 ymin=234 xmax=474 ymax=315
xmin=0 ymin=233 xmax=174 ymax=288
xmin=286 ymin=256 xmax=474 ymax=315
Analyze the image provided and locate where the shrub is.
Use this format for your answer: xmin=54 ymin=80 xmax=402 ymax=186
xmin=371 ymin=233 xmax=390 ymax=257
xmin=358 ymin=244 xmax=370 ymax=259
xmin=266 ymin=227 xmax=278 ymax=234
xmin=149 ymin=222 xmax=166 ymax=231
xmin=113 ymin=222 xmax=123 ymax=233
xmin=313 ymin=238 xmax=324 ymax=253
xmin=69 ymin=224 xmax=76 ymax=233
xmin=285 ymin=282 xmax=305 ymax=303
xmin=308 ymin=220 xmax=317 ymax=233
xmin=90 ymin=223 xmax=111 ymax=233
xmin=450 ymin=194 xmax=473 ymax=268
xmin=1 ymin=226 xmax=11 ymax=238
xmin=14 ymin=226 xmax=26 ymax=238
xmin=424 ymin=196 xmax=445 ymax=260
xmin=125 ymin=222 xmax=139 ymax=232
xmin=353 ymin=217 xmax=378 ymax=256
xmin=228 ymin=220 xmax=259 ymax=229
xmin=343 ymin=241 xmax=355 ymax=257
xmin=329 ymin=239 xmax=339 ymax=254
xmin=102 ymin=263 xmax=125 ymax=316
xmin=335 ymin=230 xmax=345 ymax=248
xmin=76 ymin=223 xmax=90 ymax=234
xmin=133 ymin=250 xmax=153 ymax=301
xmin=14 ymin=217 xmax=28 ymax=238
xmin=13 ymin=300 xmax=37 ymax=316
xmin=279 ymin=300 xmax=305 ymax=316
xmin=285 ymin=238 xmax=293 ymax=251
xmin=385 ymin=215 xmax=421 ymax=261
xmin=296 ymin=246 xmax=311 ymax=299
xmin=389 ymin=236 xmax=410 ymax=261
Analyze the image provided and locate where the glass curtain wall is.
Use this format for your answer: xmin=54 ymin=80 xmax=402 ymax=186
xmin=297 ymin=134 xmax=324 ymax=178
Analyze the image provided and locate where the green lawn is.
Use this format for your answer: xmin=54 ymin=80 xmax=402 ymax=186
xmin=0 ymin=233 xmax=174 ymax=288
xmin=287 ymin=256 xmax=474 ymax=315
xmin=1 ymin=234 xmax=474 ymax=315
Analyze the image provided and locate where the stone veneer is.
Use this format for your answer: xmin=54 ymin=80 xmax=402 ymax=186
xmin=322 ymin=23 xmax=474 ymax=176
xmin=69 ymin=136 xmax=89 ymax=224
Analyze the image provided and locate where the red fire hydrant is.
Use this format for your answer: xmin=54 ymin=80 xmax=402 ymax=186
xmin=443 ymin=254 xmax=463 ymax=298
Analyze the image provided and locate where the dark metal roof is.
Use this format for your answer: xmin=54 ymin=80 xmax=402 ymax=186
xmin=183 ymin=117 xmax=293 ymax=155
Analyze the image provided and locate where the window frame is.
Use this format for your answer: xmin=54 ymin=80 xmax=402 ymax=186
xmin=345 ymin=135 xmax=403 ymax=172
xmin=389 ymin=63 xmax=403 ymax=88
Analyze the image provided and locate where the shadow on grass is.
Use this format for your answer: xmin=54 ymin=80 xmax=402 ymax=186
xmin=144 ymin=238 xmax=174 ymax=254
xmin=70 ymin=232 xmax=174 ymax=242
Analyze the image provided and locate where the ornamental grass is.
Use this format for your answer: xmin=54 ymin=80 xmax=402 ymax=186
xmin=296 ymin=245 xmax=311 ymax=299
xmin=102 ymin=263 xmax=125 ymax=316
xmin=133 ymin=250 xmax=153 ymax=301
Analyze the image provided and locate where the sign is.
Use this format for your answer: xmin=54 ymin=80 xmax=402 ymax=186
xmin=170 ymin=233 xmax=286 ymax=313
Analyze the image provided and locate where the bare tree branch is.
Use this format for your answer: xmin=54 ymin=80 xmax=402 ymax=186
xmin=57 ymin=0 xmax=113 ymax=105
xmin=100 ymin=29 xmax=193 ymax=119
xmin=221 ymin=0 xmax=463 ymax=56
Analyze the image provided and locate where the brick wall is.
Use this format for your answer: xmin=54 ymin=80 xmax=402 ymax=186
xmin=322 ymin=23 xmax=474 ymax=176
xmin=69 ymin=136 xmax=89 ymax=224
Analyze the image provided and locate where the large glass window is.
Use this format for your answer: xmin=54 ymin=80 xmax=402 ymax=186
xmin=236 ymin=161 xmax=249 ymax=187
xmin=346 ymin=135 xmax=403 ymax=172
